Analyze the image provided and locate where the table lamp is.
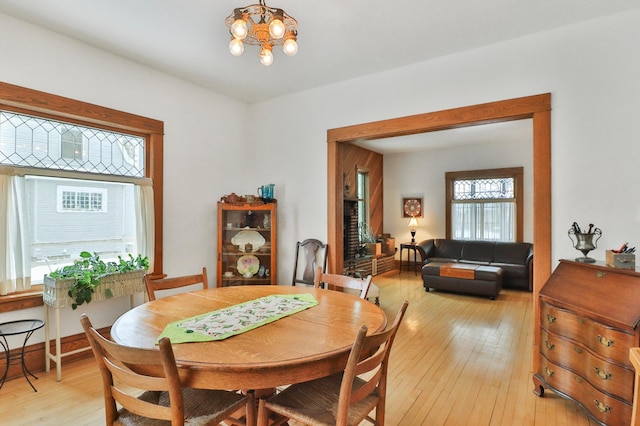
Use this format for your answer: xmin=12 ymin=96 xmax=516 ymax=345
xmin=408 ymin=217 xmax=419 ymax=243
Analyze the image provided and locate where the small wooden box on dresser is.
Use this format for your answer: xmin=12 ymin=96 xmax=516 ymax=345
xmin=533 ymin=259 xmax=640 ymax=426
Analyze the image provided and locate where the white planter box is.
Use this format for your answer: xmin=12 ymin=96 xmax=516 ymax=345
xmin=43 ymin=269 xmax=147 ymax=308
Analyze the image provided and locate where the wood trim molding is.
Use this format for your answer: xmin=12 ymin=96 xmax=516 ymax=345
xmin=0 ymin=286 xmax=44 ymax=313
xmin=327 ymin=93 xmax=551 ymax=371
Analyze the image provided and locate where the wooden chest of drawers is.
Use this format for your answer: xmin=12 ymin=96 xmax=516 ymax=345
xmin=533 ymin=260 xmax=640 ymax=426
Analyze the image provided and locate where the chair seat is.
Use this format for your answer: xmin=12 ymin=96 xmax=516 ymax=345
xmin=343 ymin=282 xmax=380 ymax=305
xmin=114 ymin=388 xmax=247 ymax=426
xmin=265 ymin=374 xmax=380 ymax=426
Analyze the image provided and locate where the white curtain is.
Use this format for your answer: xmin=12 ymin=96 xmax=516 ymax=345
xmin=135 ymin=184 xmax=155 ymax=272
xmin=0 ymin=175 xmax=31 ymax=295
xmin=452 ymin=202 xmax=515 ymax=241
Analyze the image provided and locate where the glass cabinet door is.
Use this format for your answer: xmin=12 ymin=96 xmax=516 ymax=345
xmin=217 ymin=202 xmax=277 ymax=286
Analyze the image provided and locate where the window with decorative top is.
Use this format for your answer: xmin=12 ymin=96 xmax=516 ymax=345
xmin=0 ymin=82 xmax=163 ymax=304
xmin=445 ymin=167 xmax=524 ymax=242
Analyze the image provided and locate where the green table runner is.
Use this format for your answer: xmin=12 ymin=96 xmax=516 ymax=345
xmin=157 ymin=293 xmax=318 ymax=344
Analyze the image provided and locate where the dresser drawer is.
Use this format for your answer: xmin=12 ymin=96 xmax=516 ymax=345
xmin=541 ymin=328 xmax=634 ymax=402
xmin=541 ymin=302 xmax=637 ymax=366
xmin=539 ymin=354 xmax=632 ymax=426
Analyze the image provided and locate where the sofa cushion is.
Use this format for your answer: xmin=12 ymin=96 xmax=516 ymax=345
xmin=491 ymin=263 xmax=527 ymax=279
xmin=461 ymin=241 xmax=495 ymax=263
xmin=427 ymin=257 xmax=459 ymax=265
xmin=494 ymin=242 xmax=532 ymax=265
xmin=433 ymin=239 xmax=464 ymax=260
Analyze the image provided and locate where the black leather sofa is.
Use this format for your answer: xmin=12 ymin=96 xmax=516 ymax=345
xmin=416 ymin=239 xmax=534 ymax=291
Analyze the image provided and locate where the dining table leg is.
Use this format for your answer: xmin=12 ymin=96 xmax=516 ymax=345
xmin=252 ymin=388 xmax=289 ymax=426
xmin=245 ymin=390 xmax=256 ymax=426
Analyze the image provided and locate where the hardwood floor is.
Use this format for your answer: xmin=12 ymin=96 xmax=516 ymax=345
xmin=0 ymin=271 xmax=599 ymax=425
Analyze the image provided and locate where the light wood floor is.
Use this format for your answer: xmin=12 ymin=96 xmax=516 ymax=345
xmin=0 ymin=271 xmax=599 ymax=425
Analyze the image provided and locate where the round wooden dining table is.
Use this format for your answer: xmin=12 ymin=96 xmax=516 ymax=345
xmin=110 ymin=285 xmax=387 ymax=392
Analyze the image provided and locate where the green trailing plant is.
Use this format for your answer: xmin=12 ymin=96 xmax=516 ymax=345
xmin=358 ymin=222 xmax=377 ymax=244
xmin=48 ymin=251 xmax=149 ymax=310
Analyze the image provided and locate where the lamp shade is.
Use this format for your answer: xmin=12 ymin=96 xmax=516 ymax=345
xmin=408 ymin=217 xmax=419 ymax=229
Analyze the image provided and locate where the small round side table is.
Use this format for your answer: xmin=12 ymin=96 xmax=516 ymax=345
xmin=0 ymin=319 xmax=45 ymax=392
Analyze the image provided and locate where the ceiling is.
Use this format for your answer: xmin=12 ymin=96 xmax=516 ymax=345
xmin=1 ymin=0 xmax=639 ymax=105
xmin=352 ymin=119 xmax=533 ymax=154
xmin=1 ymin=1 xmax=637 ymax=152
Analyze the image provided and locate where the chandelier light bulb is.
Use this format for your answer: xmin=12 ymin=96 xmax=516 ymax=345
xmin=283 ymin=38 xmax=298 ymax=56
xmin=225 ymin=3 xmax=298 ymax=64
xmin=229 ymin=38 xmax=245 ymax=56
xmin=258 ymin=46 xmax=274 ymax=66
xmin=231 ymin=18 xmax=248 ymax=40
xmin=268 ymin=18 xmax=285 ymax=39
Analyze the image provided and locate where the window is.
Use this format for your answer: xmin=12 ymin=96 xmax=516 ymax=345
xmin=356 ymin=168 xmax=370 ymax=236
xmin=58 ymin=185 xmax=107 ymax=212
xmin=445 ymin=167 xmax=523 ymax=242
xmin=0 ymin=82 xmax=163 ymax=304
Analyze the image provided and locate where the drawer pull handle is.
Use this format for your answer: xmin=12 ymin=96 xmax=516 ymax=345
xmin=596 ymin=271 xmax=607 ymax=278
xmin=546 ymin=314 xmax=556 ymax=323
xmin=596 ymin=335 xmax=614 ymax=347
xmin=544 ymin=366 xmax=554 ymax=377
xmin=577 ymin=317 xmax=585 ymax=324
xmin=545 ymin=341 xmax=555 ymax=350
xmin=594 ymin=367 xmax=612 ymax=380
xmin=594 ymin=399 xmax=611 ymax=413
xmin=573 ymin=375 xmax=583 ymax=383
xmin=573 ymin=345 xmax=583 ymax=354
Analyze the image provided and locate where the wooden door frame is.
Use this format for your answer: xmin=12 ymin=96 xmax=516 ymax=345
xmin=327 ymin=93 xmax=551 ymax=368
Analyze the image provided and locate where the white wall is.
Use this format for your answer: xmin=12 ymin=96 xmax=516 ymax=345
xmin=250 ymin=9 xmax=640 ymax=282
xmin=2 ymin=9 xmax=640 ymax=342
xmin=384 ymin=137 xmax=534 ymax=249
xmin=0 ymin=13 xmax=248 ymax=338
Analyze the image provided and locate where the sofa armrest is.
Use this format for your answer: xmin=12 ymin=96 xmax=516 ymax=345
xmin=526 ymin=246 xmax=534 ymax=266
xmin=415 ymin=239 xmax=434 ymax=262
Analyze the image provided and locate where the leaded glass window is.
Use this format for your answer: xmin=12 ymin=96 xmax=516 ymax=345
xmin=446 ymin=168 xmax=523 ymax=242
xmin=0 ymin=109 xmax=144 ymax=285
xmin=0 ymin=111 xmax=144 ymax=177
xmin=453 ymin=177 xmax=514 ymax=200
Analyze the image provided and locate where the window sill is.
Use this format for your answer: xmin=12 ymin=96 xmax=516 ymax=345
xmin=0 ymin=285 xmax=44 ymax=313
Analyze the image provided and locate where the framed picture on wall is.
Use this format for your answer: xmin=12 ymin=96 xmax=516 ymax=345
xmin=402 ymin=197 xmax=423 ymax=218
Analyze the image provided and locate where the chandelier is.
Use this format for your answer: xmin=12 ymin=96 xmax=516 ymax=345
xmin=225 ymin=0 xmax=298 ymax=66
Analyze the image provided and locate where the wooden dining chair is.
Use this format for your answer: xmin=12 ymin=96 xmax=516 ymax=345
xmin=80 ymin=314 xmax=248 ymax=426
xmin=314 ymin=266 xmax=372 ymax=299
xmin=256 ymin=300 xmax=409 ymax=426
xmin=292 ymin=239 xmax=328 ymax=286
xmin=144 ymin=267 xmax=208 ymax=301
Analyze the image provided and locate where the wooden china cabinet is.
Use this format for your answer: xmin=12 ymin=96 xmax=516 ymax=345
xmin=533 ymin=259 xmax=640 ymax=426
xmin=217 ymin=201 xmax=277 ymax=287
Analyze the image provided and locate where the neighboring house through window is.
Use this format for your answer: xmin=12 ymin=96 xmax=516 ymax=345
xmin=58 ymin=186 xmax=107 ymax=212
xmin=445 ymin=167 xmax=524 ymax=242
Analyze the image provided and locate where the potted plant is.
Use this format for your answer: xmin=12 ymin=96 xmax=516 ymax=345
xmin=358 ymin=222 xmax=381 ymax=256
xmin=45 ymin=251 xmax=149 ymax=310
